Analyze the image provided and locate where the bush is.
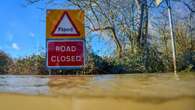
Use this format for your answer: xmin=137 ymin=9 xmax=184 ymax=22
xmin=144 ymin=46 xmax=168 ymax=73
xmin=110 ymin=51 xmax=145 ymax=73
xmin=177 ymin=49 xmax=194 ymax=72
xmin=0 ymin=50 xmax=12 ymax=74
xmin=8 ymin=54 xmax=48 ymax=75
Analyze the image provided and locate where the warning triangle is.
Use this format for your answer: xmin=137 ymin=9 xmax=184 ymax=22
xmin=51 ymin=12 xmax=80 ymax=36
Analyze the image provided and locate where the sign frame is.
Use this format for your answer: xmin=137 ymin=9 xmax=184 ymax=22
xmin=46 ymin=39 xmax=86 ymax=69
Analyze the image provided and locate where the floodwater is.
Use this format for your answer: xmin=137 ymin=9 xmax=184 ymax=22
xmin=0 ymin=73 xmax=195 ymax=110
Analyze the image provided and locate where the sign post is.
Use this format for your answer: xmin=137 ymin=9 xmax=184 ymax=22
xmin=46 ymin=10 xmax=85 ymax=71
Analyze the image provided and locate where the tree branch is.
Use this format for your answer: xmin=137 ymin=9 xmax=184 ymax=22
xmin=183 ymin=1 xmax=195 ymax=13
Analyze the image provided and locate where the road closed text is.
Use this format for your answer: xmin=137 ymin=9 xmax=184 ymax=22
xmin=47 ymin=40 xmax=84 ymax=67
xmin=51 ymin=55 xmax=81 ymax=62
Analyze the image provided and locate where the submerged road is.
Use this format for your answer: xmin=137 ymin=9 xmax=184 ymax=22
xmin=0 ymin=73 xmax=195 ymax=110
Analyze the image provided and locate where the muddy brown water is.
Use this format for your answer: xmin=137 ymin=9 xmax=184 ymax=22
xmin=0 ymin=73 xmax=195 ymax=110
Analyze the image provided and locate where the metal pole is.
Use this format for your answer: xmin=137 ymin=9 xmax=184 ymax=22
xmin=166 ymin=0 xmax=177 ymax=75
xmin=49 ymin=70 xmax=51 ymax=75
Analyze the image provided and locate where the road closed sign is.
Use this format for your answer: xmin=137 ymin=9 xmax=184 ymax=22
xmin=46 ymin=10 xmax=85 ymax=70
xmin=46 ymin=10 xmax=84 ymax=39
xmin=47 ymin=40 xmax=85 ymax=68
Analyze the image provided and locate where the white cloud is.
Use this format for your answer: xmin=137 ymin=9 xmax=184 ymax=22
xmin=12 ymin=43 xmax=20 ymax=50
xmin=29 ymin=32 xmax=35 ymax=38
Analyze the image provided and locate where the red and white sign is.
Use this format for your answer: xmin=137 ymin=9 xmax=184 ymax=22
xmin=51 ymin=11 xmax=80 ymax=36
xmin=47 ymin=40 xmax=84 ymax=68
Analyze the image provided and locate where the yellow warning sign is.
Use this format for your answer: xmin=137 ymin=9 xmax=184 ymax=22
xmin=46 ymin=10 xmax=84 ymax=39
xmin=155 ymin=0 xmax=163 ymax=6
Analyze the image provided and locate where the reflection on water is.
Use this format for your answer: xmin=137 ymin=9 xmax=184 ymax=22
xmin=48 ymin=73 xmax=195 ymax=100
xmin=0 ymin=73 xmax=195 ymax=108
xmin=0 ymin=75 xmax=49 ymax=95
xmin=0 ymin=73 xmax=195 ymax=98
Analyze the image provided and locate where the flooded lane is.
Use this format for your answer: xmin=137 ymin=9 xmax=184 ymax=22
xmin=0 ymin=73 xmax=195 ymax=110
xmin=0 ymin=75 xmax=49 ymax=95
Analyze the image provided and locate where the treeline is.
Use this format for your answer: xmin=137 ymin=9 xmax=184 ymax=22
xmin=0 ymin=47 xmax=194 ymax=75
xmin=0 ymin=51 xmax=47 ymax=75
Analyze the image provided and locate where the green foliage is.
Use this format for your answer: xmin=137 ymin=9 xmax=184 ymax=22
xmin=0 ymin=50 xmax=12 ymax=74
xmin=111 ymin=51 xmax=145 ymax=73
xmin=145 ymin=46 xmax=168 ymax=73
xmin=176 ymin=49 xmax=194 ymax=72
xmin=109 ymin=46 xmax=169 ymax=73
xmin=8 ymin=54 xmax=48 ymax=75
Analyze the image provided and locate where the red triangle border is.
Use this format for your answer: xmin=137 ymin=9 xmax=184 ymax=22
xmin=51 ymin=11 xmax=80 ymax=37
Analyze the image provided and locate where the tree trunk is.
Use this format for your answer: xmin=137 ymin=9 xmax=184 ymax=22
xmin=137 ymin=0 xmax=148 ymax=49
xmin=112 ymin=27 xmax=123 ymax=58
xmin=137 ymin=3 xmax=144 ymax=48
